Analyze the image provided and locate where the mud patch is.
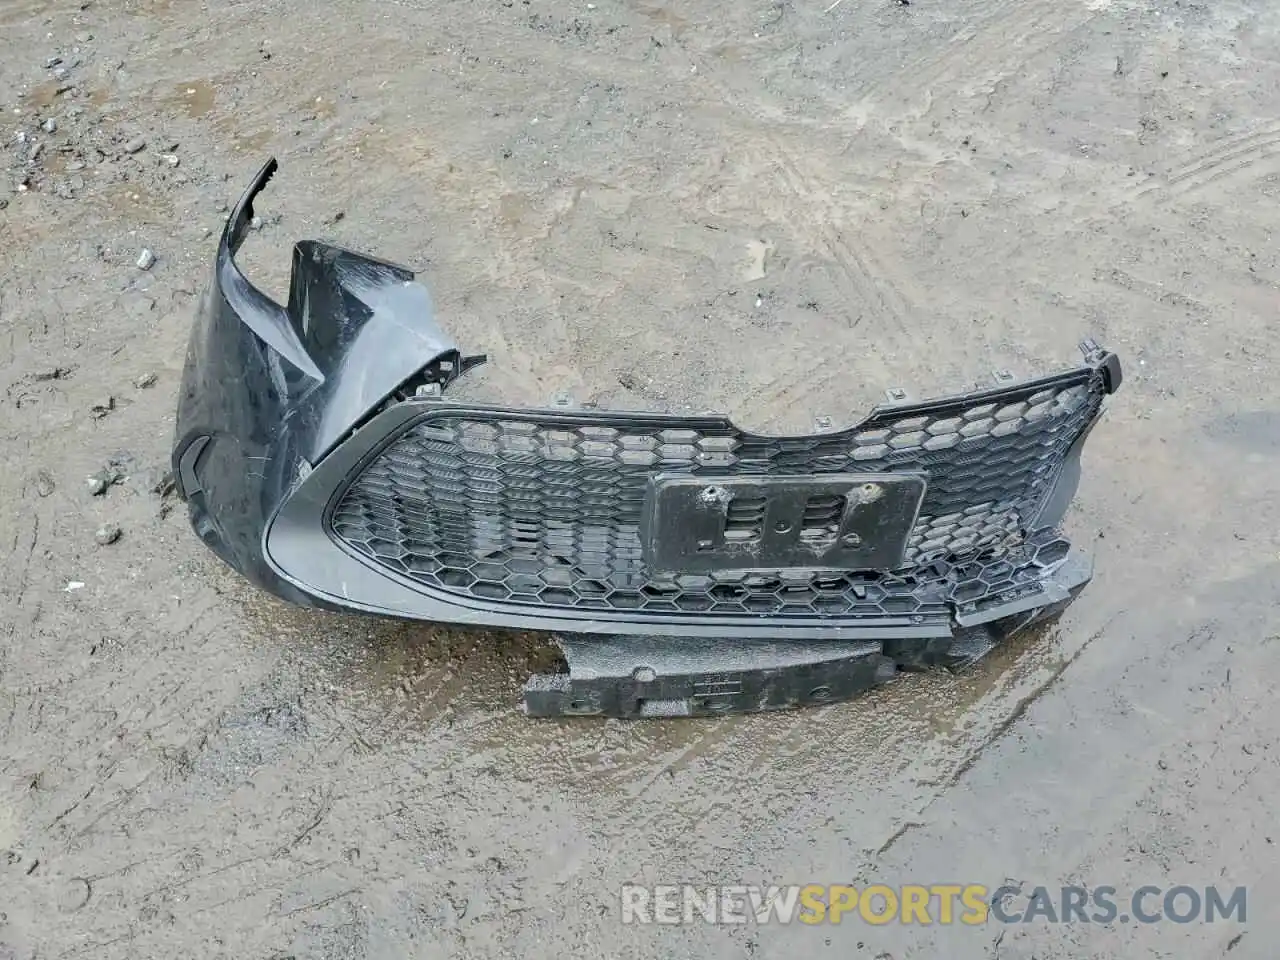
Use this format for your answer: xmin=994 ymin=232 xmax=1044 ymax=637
xmin=167 ymin=79 xmax=216 ymax=118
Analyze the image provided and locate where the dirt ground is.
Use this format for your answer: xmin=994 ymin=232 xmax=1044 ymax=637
xmin=1 ymin=0 xmax=1278 ymax=956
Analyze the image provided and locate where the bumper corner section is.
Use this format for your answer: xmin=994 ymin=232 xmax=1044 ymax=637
xmin=522 ymin=545 xmax=1092 ymax=719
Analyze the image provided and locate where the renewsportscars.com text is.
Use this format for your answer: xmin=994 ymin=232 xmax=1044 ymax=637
xmin=620 ymin=883 xmax=1247 ymax=926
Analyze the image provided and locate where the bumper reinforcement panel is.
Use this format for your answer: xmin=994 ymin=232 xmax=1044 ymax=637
xmin=524 ymin=544 xmax=1091 ymax=717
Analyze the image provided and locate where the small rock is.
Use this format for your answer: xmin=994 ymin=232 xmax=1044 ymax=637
xmin=15 ymin=130 xmax=28 ymax=144
xmin=160 ymin=139 xmax=179 ymax=152
xmin=161 ymin=154 xmax=179 ymax=167
xmin=0 ymin=197 xmax=8 ymax=209
xmin=46 ymin=55 xmax=63 ymax=68
xmin=134 ymin=372 xmax=158 ymax=389
xmin=250 ymin=215 xmax=263 ymax=230
xmin=148 ymin=467 xmax=176 ymax=498
xmin=28 ymin=141 xmax=44 ymax=162
xmin=52 ymin=67 xmax=68 ymax=80
xmin=94 ymin=524 xmax=121 ymax=546
xmin=34 ymin=471 xmax=56 ymax=497
xmin=41 ymin=118 xmax=56 ymax=133
xmin=123 ymin=137 xmax=146 ymax=154
xmin=64 ymin=581 xmax=85 ymax=593
xmin=32 ymin=366 xmax=72 ymax=381
xmin=89 ymin=397 xmax=115 ymax=419
xmin=76 ymin=32 xmax=93 ymax=42
xmin=136 ymin=248 xmax=155 ymax=270
xmin=86 ymin=470 xmax=111 ymax=496
xmin=324 ymin=210 xmax=346 ymax=225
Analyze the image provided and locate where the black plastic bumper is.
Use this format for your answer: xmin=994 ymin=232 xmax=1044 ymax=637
xmin=174 ymin=160 xmax=1120 ymax=714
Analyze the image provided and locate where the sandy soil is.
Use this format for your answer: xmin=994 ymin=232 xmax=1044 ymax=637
xmin=1 ymin=0 xmax=1278 ymax=956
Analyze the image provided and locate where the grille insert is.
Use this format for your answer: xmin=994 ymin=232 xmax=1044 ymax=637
xmin=328 ymin=370 xmax=1105 ymax=619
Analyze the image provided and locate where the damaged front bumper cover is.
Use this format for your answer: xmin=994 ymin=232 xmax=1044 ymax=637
xmin=174 ymin=159 xmax=1121 ymax=717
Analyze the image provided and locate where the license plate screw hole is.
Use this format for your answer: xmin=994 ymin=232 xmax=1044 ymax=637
xmin=699 ymin=485 xmax=726 ymax=505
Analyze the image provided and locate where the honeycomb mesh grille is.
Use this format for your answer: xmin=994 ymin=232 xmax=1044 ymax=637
xmin=328 ymin=372 xmax=1104 ymax=619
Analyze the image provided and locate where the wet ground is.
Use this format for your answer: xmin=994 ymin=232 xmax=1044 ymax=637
xmin=1 ymin=0 xmax=1278 ymax=956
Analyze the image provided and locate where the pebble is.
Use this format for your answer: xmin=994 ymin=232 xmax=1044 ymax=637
xmin=250 ymin=215 xmax=263 ymax=230
xmin=29 ymin=141 xmax=44 ymax=162
xmin=52 ymin=67 xmax=68 ymax=81
xmin=86 ymin=471 xmax=110 ymax=496
xmin=134 ymin=372 xmax=158 ymax=389
xmin=94 ymin=524 xmax=122 ymax=546
xmin=46 ymin=56 xmax=62 ymax=68
xmin=161 ymin=140 xmax=179 ymax=152
xmin=161 ymin=154 xmax=179 ymax=167
xmin=89 ymin=397 xmax=115 ymax=419
xmin=147 ymin=467 xmax=176 ymax=498
xmin=136 ymin=248 xmax=155 ymax=270
xmin=35 ymin=470 xmax=56 ymax=497
xmin=123 ymin=138 xmax=146 ymax=154
xmin=42 ymin=118 xmax=56 ymax=133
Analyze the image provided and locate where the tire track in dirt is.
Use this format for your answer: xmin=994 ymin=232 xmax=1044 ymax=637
xmin=1127 ymin=121 xmax=1280 ymax=204
xmin=721 ymin=135 xmax=918 ymax=425
xmin=876 ymin=0 xmax=1080 ymax=102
